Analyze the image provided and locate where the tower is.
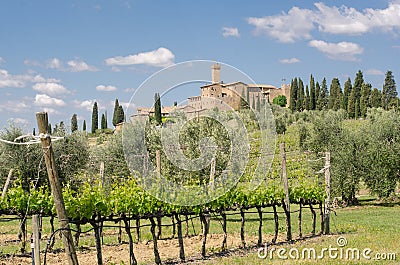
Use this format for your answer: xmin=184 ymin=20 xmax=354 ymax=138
xmin=211 ymin=63 xmax=221 ymax=84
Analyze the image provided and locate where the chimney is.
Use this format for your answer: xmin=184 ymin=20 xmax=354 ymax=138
xmin=211 ymin=63 xmax=221 ymax=84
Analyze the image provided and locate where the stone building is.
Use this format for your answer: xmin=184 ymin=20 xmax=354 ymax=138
xmin=132 ymin=63 xmax=291 ymax=122
xmin=187 ymin=63 xmax=290 ymax=111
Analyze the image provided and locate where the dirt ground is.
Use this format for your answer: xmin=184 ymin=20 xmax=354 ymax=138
xmin=0 ymin=233 xmax=272 ymax=265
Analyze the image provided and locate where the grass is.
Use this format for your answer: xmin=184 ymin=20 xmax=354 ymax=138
xmin=0 ymin=196 xmax=399 ymax=264
xmin=205 ymin=197 xmax=400 ymax=264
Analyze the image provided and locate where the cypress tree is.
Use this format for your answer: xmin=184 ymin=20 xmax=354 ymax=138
xmin=117 ymin=105 xmax=125 ymax=123
xmin=305 ymin=85 xmax=311 ymax=110
xmin=328 ymin=78 xmax=341 ymax=110
xmin=370 ymin=88 xmax=382 ymax=108
xmin=297 ymin=78 xmax=305 ymax=112
xmin=83 ymin=120 xmax=86 ymax=132
xmin=315 ymin=82 xmax=321 ymax=110
xmin=154 ymin=93 xmax=162 ymax=125
xmin=48 ymin=123 xmax=52 ymax=134
xmin=289 ymin=78 xmax=298 ymax=112
xmin=321 ymin=78 xmax=329 ymax=110
xmin=101 ymin=113 xmax=107 ymax=130
xmin=92 ymin=101 xmax=98 ymax=133
xmin=105 ymin=111 xmax=108 ymax=129
xmin=360 ymin=83 xmax=372 ymax=117
xmin=343 ymin=78 xmax=352 ymax=113
xmin=240 ymin=89 xmax=249 ymax=109
xmin=310 ymin=74 xmax=316 ymax=110
xmin=353 ymin=70 xmax=364 ymax=117
xmin=112 ymin=99 xmax=120 ymax=126
xmin=71 ymin=114 xmax=78 ymax=132
xmin=348 ymin=89 xmax=356 ymax=118
xmin=382 ymin=70 xmax=398 ymax=110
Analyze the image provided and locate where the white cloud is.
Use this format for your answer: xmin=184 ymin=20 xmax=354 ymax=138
xmin=105 ymin=47 xmax=175 ymax=67
xmin=34 ymin=94 xmax=66 ymax=107
xmin=8 ymin=118 xmax=29 ymax=125
xmin=96 ymin=85 xmax=117 ymax=92
xmin=29 ymin=57 xmax=98 ymax=72
xmin=124 ymin=87 xmax=136 ymax=93
xmin=279 ymin=58 xmax=300 ymax=64
xmin=24 ymin=59 xmax=41 ymax=67
xmin=222 ymin=27 xmax=240 ymax=37
xmin=73 ymin=99 xmax=96 ymax=111
xmin=0 ymin=100 xmax=30 ymax=113
xmin=248 ymin=6 xmax=316 ymax=43
xmin=365 ymin=69 xmax=384 ymax=76
xmin=0 ymin=69 xmax=25 ymax=88
xmin=67 ymin=59 xmax=98 ymax=72
xmin=47 ymin=58 xmax=63 ymax=69
xmin=33 ymin=82 xmax=70 ymax=96
xmin=42 ymin=107 xmax=60 ymax=115
xmin=308 ymin=40 xmax=364 ymax=61
xmin=0 ymin=69 xmax=60 ymax=88
xmin=248 ymin=2 xmax=400 ymax=42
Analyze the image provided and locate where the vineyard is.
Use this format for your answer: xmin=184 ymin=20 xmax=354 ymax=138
xmin=1 ymin=105 xmax=399 ymax=264
xmin=0 ymin=108 xmax=332 ymax=265
xmin=0 ymin=175 xmax=326 ymax=264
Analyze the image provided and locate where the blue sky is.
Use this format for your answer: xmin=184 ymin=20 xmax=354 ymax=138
xmin=0 ymin=0 xmax=399 ymax=132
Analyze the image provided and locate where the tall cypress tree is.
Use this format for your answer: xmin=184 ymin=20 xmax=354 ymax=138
xmin=112 ymin=99 xmax=120 ymax=126
xmin=154 ymin=93 xmax=162 ymax=125
xmin=117 ymin=105 xmax=125 ymax=123
xmin=83 ymin=120 xmax=86 ymax=132
xmin=310 ymin=74 xmax=316 ymax=110
xmin=91 ymin=101 xmax=98 ymax=133
xmin=101 ymin=113 xmax=107 ymax=130
xmin=317 ymin=78 xmax=328 ymax=110
xmin=305 ymin=85 xmax=311 ymax=110
xmin=71 ymin=114 xmax=78 ymax=133
xmin=353 ymin=70 xmax=364 ymax=117
xmin=382 ymin=70 xmax=398 ymax=110
xmin=360 ymin=83 xmax=372 ymax=117
xmin=343 ymin=78 xmax=352 ymax=113
xmin=348 ymin=89 xmax=356 ymax=118
xmin=240 ymin=89 xmax=249 ymax=109
xmin=105 ymin=111 xmax=108 ymax=129
xmin=315 ymin=82 xmax=321 ymax=110
xmin=328 ymin=78 xmax=341 ymax=110
xmin=297 ymin=78 xmax=305 ymax=112
xmin=256 ymin=94 xmax=261 ymax=112
xmin=289 ymin=78 xmax=298 ymax=112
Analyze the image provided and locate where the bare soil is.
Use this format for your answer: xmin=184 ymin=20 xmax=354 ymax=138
xmin=0 ymin=233 xmax=273 ymax=265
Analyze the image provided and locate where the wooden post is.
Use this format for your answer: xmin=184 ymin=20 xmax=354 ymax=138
xmin=209 ymin=157 xmax=216 ymax=188
xmin=1 ymin=169 xmax=14 ymax=200
xmin=36 ymin=112 xmax=79 ymax=265
xmin=156 ymin=150 xmax=161 ymax=175
xmin=99 ymin=162 xmax=105 ymax=187
xmin=32 ymin=215 xmax=41 ymax=265
xmin=280 ymin=143 xmax=292 ymax=241
xmin=324 ymin=151 xmax=331 ymax=235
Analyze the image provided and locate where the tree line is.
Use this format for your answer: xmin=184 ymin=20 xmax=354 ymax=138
xmin=289 ymin=70 xmax=398 ymax=117
xmin=67 ymin=99 xmax=126 ymax=134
